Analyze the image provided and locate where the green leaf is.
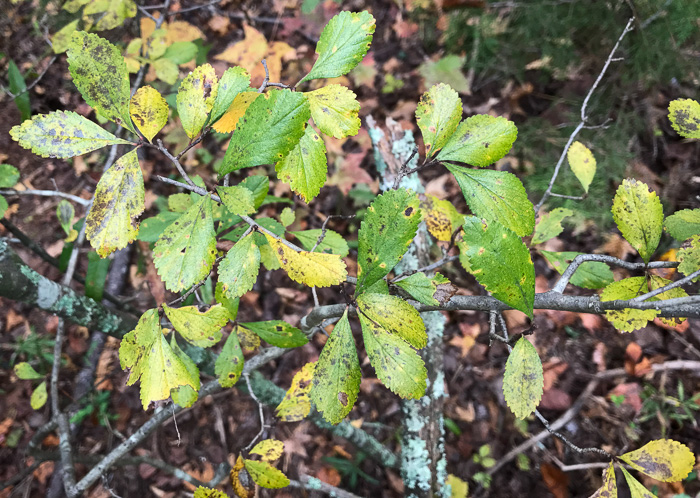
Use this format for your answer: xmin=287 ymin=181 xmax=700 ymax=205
xmin=0 ymin=164 xmax=20 ymax=188
xmin=215 ymin=281 xmax=239 ymax=320
xmin=67 ymin=32 xmax=135 ymax=133
xmin=8 ymin=60 xmax=30 ymax=122
xmin=291 ymin=229 xmax=349 ymax=257
xmin=612 ymin=179 xmax=663 ymax=263
xmin=540 ymin=251 xmax=614 ymax=290
xmin=209 ymin=66 xmax=251 ymax=125
xmin=620 ymin=439 xmax=695 ymax=482
xmin=589 ymin=462 xmax=617 ymax=498
xmin=620 ymin=467 xmax=655 ymax=498
xmin=220 ymin=89 xmax=310 ymax=175
xmin=436 ymin=115 xmax=517 ymax=167
xmin=280 ymin=207 xmax=295 ymax=227
xmin=600 ymin=277 xmax=659 ymax=332
xmin=503 ymin=337 xmax=543 ymax=419
xmin=356 ymin=293 xmax=427 ymax=348
xmin=356 ymin=189 xmax=421 ymax=294
xmin=218 ymin=232 xmax=261 ymax=299
xmin=264 ymin=233 xmax=348 ymax=287
xmin=130 ymin=86 xmax=168 ymax=142
xmin=216 ymin=185 xmax=255 ymax=216
xmin=276 ymin=362 xmax=315 ymax=422
xmin=136 ymin=211 xmax=181 ymax=243
xmin=531 ymin=208 xmax=573 ymax=245
xmin=169 ymin=334 xmax=200 ymax=408
xmin=153 ymin=194 xmax=217 ymax=292
xmin=460 ymin=217 xmax=535 ymax=317
xmin=10 ymin=111 xmax=131 ymax=158
xmin=677 ymin=235 xmax=700 ymax=282
xmin=418 ymin=55 xmax=470 ymax=94
xmin=0 ymin=196 xmax=8 ymax=218
xmin=668 ymin=98 xmax=700 ymax=139
xmin=56 ymin=199 xmax=74 ymax=236
xmin=239 ymin=321 xmax=308 ymax=348
xmin=86 ymin=149 xmax=145 ymax=257
xmin=163 ymin=41 xmax=198 ymax=65
xmin=275 ymin=125 xmax=327 ymax=203
xmin=395 ymin=272 xmax=455 ymax=306
xmin=163 ymin=304 xmax=229 ymax=347
xmin=240 ymin=175 xmax=269 ymax=210
xmin=14 ymin=362 xmax=43 ymax=380
xmin=215 ymin=330 xmax=244 ymax=388
xmin=153 ymin=58 xmax=179 ymax=85
xmin=177 ymin=64 xmax=218 ymax=139
xmin=446 ymin=166 xmax=534 ymax=237
xmin=31 ymin=380 xmax=48 ymax=410
xmin=168 ymin=193 xmax=192 ymax=212
xmin=85 ymin=251 xmax=110 ymax=301
xmin=305 ymin=84 xmax=361 ymax=139
xmin=359 ymin=307 xmax=427 ymax=399
xmin=311 ymin=310 xmax=360 ymax=424
xmin=119 ymin=309 xmax=199 ymax=409
xmin=665 ymin=209 xmax=700 ymax=242
xmin=567 ymin=141 xmax=596 ymax=193
xmin=243 ymin=459 xmax=290 ymax=489
xmin=415 ymin=83 xmax=462 ymax=156
xmin=298 ymin=11 xmax=375 ymax=84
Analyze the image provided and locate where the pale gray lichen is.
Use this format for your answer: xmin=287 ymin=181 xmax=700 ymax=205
xmin=305 ymin=476 xmax=323 ymax=490
xmin=36 ymin=277 xmax=61 ymax=308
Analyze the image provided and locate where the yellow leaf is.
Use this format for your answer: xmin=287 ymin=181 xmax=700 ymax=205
xmin=165 ymin=20 xmax=205 ymax=44
xmin=305 ymin=84 xmax=361 ymax=139
xmin=275 ymin=362 xmax=315 ymax=422
xmin=31 ymin=380 xmax=48 ymax=410
xmin=620 ymin=467 xmax=655 ymax=498
xmin=419 ymin=194 xmax=464 ymax=241
xmin=589 ymin=462 xmax=617 ymax=498
xmin=236 ymin=325 xmax=260 ymax=352
xmin=446 ymin=474 xmax=469 ymax=498
xmin=230 ymin=455 xmax=254 ymax=498
xmin=252 ymin=41 xmax=295 ymax=83
xmin=250 ymin=439 xmax=285 ymax=462
xmin=177 ymin=64 xmax=218 ymax=139
xmin=567 ymin=141 xmax=596 ymax=193
xmin=130 ymin=86 xmax=168 ymax=142
xmin=212 ymin=91 xmax=260 ymax=133
xmin=264 ymin=233 xmax=347 ymax=287
xmin=620 ymin=439 xmax=695 ymax=482
xmin=215 ymin=24 xmax=268 ymax=76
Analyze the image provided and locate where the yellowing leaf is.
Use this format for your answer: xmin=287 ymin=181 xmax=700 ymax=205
xmin=118 ymin=309 xmax=199 ymax=409
xmin=668 ymin=98 xmax=700 ymax=139
xmin=215 ymin=330 xmax=244 ymax=387
xmin=130 ymin=86 xmax=168 ymax=142
xmin=193 ymin=487 xmax=227 ymax=498
xmin=215 ymin=24 xmax=268 ymax=75
xmin=419 ymin=194 xmax=463 ymax=241
xmin=664 ymin=209 xmax=700 ymax=242
xmin=437 ymin=115 xmax=517 ymax=168
xmin=677 ymin=235 xmax=700 ymax=282
xmin=212 ymin=91 xmax=259 ymax=133
xmin=600 ymin=277 xmax=659 ymax=332
xmin=611 ymin=179 xmax=663 ymax=263
xmin=231 ymin=455 xmax=254 ymax=498
xmin=356 ymin=293 xmax=427 ymax=349
xmin=86 ymin=149 xmax=145 ymax=257
xmin=648 ymin=276 xmax=688 ymax=326
xmin=620 ymin=467 xmax=655 ymax=498
xmin=306 ymin=84 xmax=361 ymax=139
xmin=276 ymin=362 xmax=316 ymax=422
xmin=169 ymin=334 xmax=200 ymax=408
xmin=14 ymin=362 xmax=43 ymax=380
xmin=83 ymin=0 xmax=137 ymax=31
xmin=52 ymin=19 xmax=79 ymax=54
xmin=250 ymin=439 xmax=285 ymax=462
xmin=264 ymin=233 xmax=347 ymax=287
xmin=239 ymin=321 xmax=308 ymax=348
xmin=218 ymin=232 xmax=261 ymax=299
xmin=243 ymin=459 xmax=290 ymax=489
xmin=209 ymin=67 xmax=251 ymax=125
xmin=446 ymin=474 xmax=469 ymax=498
xmin=177 ymin=64 xmax=218 ymax=139
xmin=31 ymin=380 xmax=48 ymax=410
xmin=620 ymin=439 xmax=695 ymax=482
xmin=503 ymin=337 xmax=543 ymax=419
xmin=164 ymin=20 xmax=205 ymax=45
xmin=163 ymin=304 xmax=229 ymax=347
xmin=237 ymin=325 xmax=260 ymax=352
xmin=416 ymin=83 xmax=462 ymax=156
xmin=589 ymin=462 xmax=617 ymax=498
xmin=531 ymin=208 xmax=573 ymax=245
xmin=567 ymin=141 xmax=596 ymax=193
xmin=275 ymin=125 xmax=328 ymax=203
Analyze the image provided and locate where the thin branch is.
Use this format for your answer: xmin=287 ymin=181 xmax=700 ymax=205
xmin=391 ymin=255 xmax=459 ymax=282
xmin=631 ymin=268 xmax=700 ymax=303
xmin=391 ymin=145 xmax=420 ymax=190
xmin=0 ymin=189 xmax=91 ymax=206
xmin=243 ymin=373 xmax=267 ymax=451
xmin=156 ymin=139 xmax=197 ymax=188
xmin=535 ymin=18 xmax=635 ymax=213
xmin=548 ymin=192 xmax=585 ymax=201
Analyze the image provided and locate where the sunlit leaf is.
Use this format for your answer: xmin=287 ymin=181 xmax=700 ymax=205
xmin=209 ymin=66 xmax=251 ymax=125
xmin=311 ymin=310 xmax=360 ymax=425
xmin=275 ymin=125 xmax=327 ymax=202
xmin=243 ymin=459 xmax=290 ymax=489
xmin=460 ymin=217 xmax=535 ymax=317
xmin=163 ymin=304 xmax=229 ymax=347
xmin=599 ymin=277 xmax=659 ymax=332
xmin=218 ymin=232 xmax=261 ymax=299
xmin=447 ymin=166 xmax=534 ymax=237
xmin=356 ymin=189 xmax=421 ymax=294
xmin=416 ymin=83 xmax=462 ymax=156
xmin=419 ymin=194 xmax=464 ymax=242
xmin=589 ymin=462 xmax=617 ymax=498
xmin=356 ymin=292 xmax=426 ymax=348
xmin=177 ymin=64 xmax=218 ymax=139
xmin=31 ymin=380 xmax=47 ymax=410
xmin=130 ymin=86 xmax=168 ymax=142
xmin=215 ymin=330 xmax=244 ymax=388
xmin=153 ymin=194 xmax=217 ymax=292
xmin=620 ymin=439 xmax=695 ymax=482
xmin=298 ymin=11 xmax=375 ymax=84
xmin=531 ymin=208 xmax=573 ymax=245
xmin=611 ymin=179 xmax=663 ymax=263
xmin=503 ymin=337 xmax=543 ymax=419
xmin=264 ymin=233 xmax=347 ymax=287
xmin=447 ymin=474 xmax=469 ymax=498
xmin=67 ymin=32 xmax=135 ymax=133
xmin=305 ymin=84 xmax=361 ymax=139
xmin=220 ymin=89 xmax=309 ymax=174
xmin=10 ymin=111 xmax=131 ymax=158
xmin=567 ymin=141 xmax=596 ymax=193
xmin=436 ymin=115 xmax=517 ymax=167
xmin=668 ymin=98 xmax=700 ymax=139
xmin=14 ymin=362 xmax=43 ymax=380
xmin=540 ymin=251 xmax=614 ymax=290
xmin=250 ymin=439 xmax=285 ymax=462
xmin=664 ymin=209 xmax=700 ymax=242
xmin=276 ymin=362 xmax=315 ymax=422
xmin=239 ymin=321 xmax=308 ymax=348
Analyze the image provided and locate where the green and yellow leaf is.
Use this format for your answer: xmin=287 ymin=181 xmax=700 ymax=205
xmin=648 ymin=276 xmax=688 ymax=326
xmin=305 ymin=84 xmax=361 ymax=139
xmin=275 ymin=125 xmax=328 ymax=203
xmin=163 ymin=303 xmax=229 ymax=348
xmin=589 ymin=462 xmax=617 ymax=498
xmin=0 ymin=164 xmax=20 ymax=188
xmin=14 ymin=362 xmax=43 ymax=380
xmin=130 ymin=86 xmax=168 ymax=142
xmin=209 ymin=66 xmax=251 ymax=125
xmin=243 ymin=459 xmax=290 ymax=489
xmin=216 ymin=185 xmax=256 ymax=216
xmin=677 ymin=235 xmax=700 ymax=281
xmin=436 ymin=115 xmax=517 ymax=167
xmin=620 ymin=439 xmax=695 ymax=482
xmin=193 ymin=487 xmax=228 ymax=498
xmin=567 ymin=141 xmax=596 ymax=193
xmin=291 ymin=229 xmax=349 ymax=257
xmin=668 ymin=98 xmax=700 ymax=139
xmin=169 ymin=334 xmax=200 ymax=408
xmin=264 ymin=233 xmax=347 ymax=287
xmin=599 ymin=277 xmax=659 ymax=332
xmin=611 ymin=179 xmax=663 ymax=263
xmin=276 ymin=362 xmax=315 ymax=422
xmin=620 ymin=467 xmax=655 ymax=498
xmin=503 ymin=337 xmax=543 ymax=419
xmin=531 ymin=208 xmax=573 ymax=245
xmin=31 ymin=380 xmax=48 ymax=410
xmin=419 ymin=194 xmax=464 ymax=242
xmin=394 ymin=272 xmax=456 ymax=306
xmin=540 ymin=251 xmax=614 ymax=290
xmin=239 ymin=321 xmax=308 ymax=348
xmin=218 ymin=232 xmax=261 ymax=300
xmin=665 ymin=208 xmax=700 ymax=242
xmin=176 ymin=64 xmax=218 ymax=139
xmin=416 ymin=83 xmax=462 ymax=157
xmin=212 ymin=91 xmax=259 ymax=133
xmin=215 ymin=330 xmax=244 ymax=388
xmin=356 ymin=293 xmax=427 ymax=348
xmin=250 ymin=439 xmax=285 ymax=462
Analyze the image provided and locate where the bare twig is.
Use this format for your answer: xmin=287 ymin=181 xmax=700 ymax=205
xmin=548 ymin=192 xmax=585 ymax=201
xmin=0 ymin=189 xmax=90 ymax=206
xmin=156 ymin=139 xmax=197 ymax=188
xmin=631 ymin=268 xmax=700 ymax=303
xmin=243 ymin=373 xmax=268 ymax=451
xmin=391 ymin=255 xmax=459 ymax=282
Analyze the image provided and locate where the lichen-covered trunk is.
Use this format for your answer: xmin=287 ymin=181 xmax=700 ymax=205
xmin=369 ymin=117 xmax=448 ymax=497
